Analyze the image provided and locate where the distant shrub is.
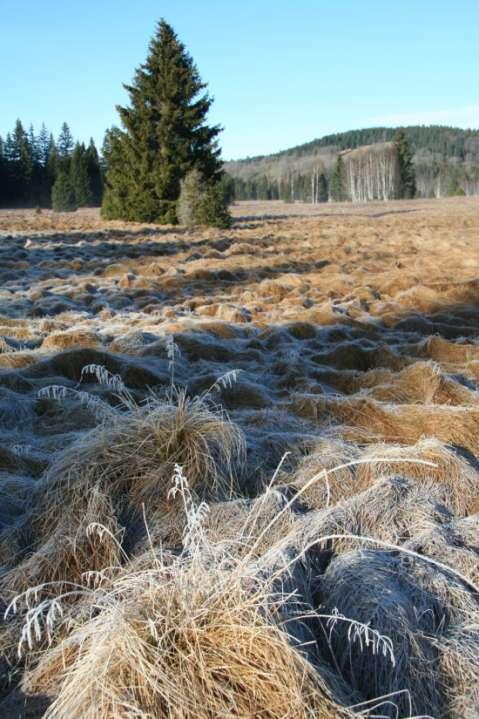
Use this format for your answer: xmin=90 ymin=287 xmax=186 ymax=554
xmin=51 ymin=171 xmax=78 ymax=212
xmin=178 ymin=169 xmax=231 ymax=229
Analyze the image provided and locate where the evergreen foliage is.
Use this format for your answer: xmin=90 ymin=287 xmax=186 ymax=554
xmin=57 ymin=122 xmax=74 ymax=171
xmin=317 ymin=173 xmax=329 ymax=202
xmin=51 ymin=170 xmax=78 ymax=212
xmin=102 ymin=20 xmax=223 ymax=224
xmin=235 ymin=125 xmax=479 ymax=163
xmin=330 ymin=155 xmax=347 ymax=201
xmin=85 ymin=139 xmax=103 ymax=205
xmin=394 ymin=129 xmax=417 ymax=199
xmin=177 ymin=169 xmax=231 ymax=228
xmin=0 ymin=120 xmax=102 ymax=209
xmin=70 ymin=143 xmax=92 ymax=206
xmin=446 ymin=173 xmax=466 ymax=196
xmin=226 ymin=125 xmax=479 ymax=202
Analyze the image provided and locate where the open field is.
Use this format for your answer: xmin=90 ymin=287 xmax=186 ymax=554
xmin=0 ymin=197 xmax=478 ymax=717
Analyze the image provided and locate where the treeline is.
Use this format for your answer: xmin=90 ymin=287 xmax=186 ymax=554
xmin=231 ymin=173 xmax=329 ymax=203
xmin=226 ymin=125 xmax=479 ymax=202
xmin=239 ymin=125 xmax=479 ymax=164
xmin=230 ymin=158 xmax=478 ymax=203
xmin=0 ymin=120 xmax=102 ymax=209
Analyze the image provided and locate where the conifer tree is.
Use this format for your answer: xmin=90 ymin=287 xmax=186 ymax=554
xmin=9 ymin=120 xmax=33 ymax=204
xmin=70 ymin=143 xmax=93 ymax=206
xmin=330 ymin=154 xmax=347 ymax=201
xmin=52 ymin=170 xmax=78 ymax=212
xmin=394 ymin=129 xmax=416 ymax=199
xmin=317 ymin=173 xmax=328 ymax=202
xmin=38 ymin=124 xmax=50 ymax=167
xmin=45 ymin=134 xmax=59 ymax=204
xmin=102 ymin=19 xmax=222 ymax=223
xmin=85 ymin=139 xmax=103 ymax=205
xmin=177 ymin=169 xmax=231 ymax=228
xmin=28 ymin=124 xmax=45 ymax=206
xmin=57 ymin=122 xmax=74 ymax=171
xmin=0 ymin=136 xmax=6 ymax=207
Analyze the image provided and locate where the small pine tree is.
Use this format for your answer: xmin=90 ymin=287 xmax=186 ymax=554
xmin=330 ymin=154 xmax=347 ymax=201
xmin=198 ymin=181 xmax=232 ymax=228
xmin=51 ymin=170 xmax=78 ymax=212
xmin=177 ymin=169 xmax=231 ymax=228
xmin=394 ymin=129 xmax=416 ymax=199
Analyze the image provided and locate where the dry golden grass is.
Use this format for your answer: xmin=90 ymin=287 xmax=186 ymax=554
xmin=0 ymin=198 xmax=478 ymax=717
xmin=20 ymin=546 xmax=352 ymax=719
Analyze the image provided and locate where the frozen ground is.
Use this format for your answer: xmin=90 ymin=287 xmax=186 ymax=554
xmin=0 ymin=197 xmax=478 ymax=717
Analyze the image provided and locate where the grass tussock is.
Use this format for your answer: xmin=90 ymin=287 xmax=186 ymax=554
xmin=291 ymin=393 xmax=479 ymax=455
xmin=16 ymin=478 xmax=352 ymax=719
xmin=355 ymin=438 xmax=479 ymax=516
xmin=353 ymin=360 xmax=478 ymax=405
xmin=1 ymin=387 xmax=245 ymax=602
xmin=41 ymin=330 xmax=100 ymax=351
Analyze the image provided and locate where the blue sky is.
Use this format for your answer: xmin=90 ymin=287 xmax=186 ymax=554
xmin=1 ymin=0 xmax=478 ymax=159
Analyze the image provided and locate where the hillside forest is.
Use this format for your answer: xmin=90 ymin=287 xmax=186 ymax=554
xmin=2 ymin=121 xmax=479 ymax=210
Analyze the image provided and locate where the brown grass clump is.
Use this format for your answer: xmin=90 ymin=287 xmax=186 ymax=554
xmin=18 ymin=511 xmax=351 ymax=719
xmin=291 ymin=475 xmax=451 ymax=558
xmin=0 ymin=350 xmax=38 ymax=369
xmin=355 ymin=360 xmax=478 ymax=405
xmin=0 ymin=324 xmax=36 ymax=341
xmin=288 ymin=437 xmax=361 ymax=509
xmin=418 ymin=335 xmax=479 ymax=365
xmin=39 ymin=389 xmax=243 ymax=515
xmin=291 ymin=394 xmax=479 ymax=455
xmin=192 ymin=320 xmax=239 ymax=339
xmin=395 ymin=284 xmax=444 ymax=312
xmin=2 ymin=487 xmax=121 ymax=597
xmin=41 ymin=330 xmax=100 ymax=350
xmin=1 ymin=390 xmax=244 ymax=601
xmin=405 ymin=514 xmax=479 ymax=584
xmin=256 ymin=278 xmax=291 ymax=301
xmin=355 ymin=439 xmax=479 ymax=516
xmin=205 ymin=489 xmax=298 ymax=555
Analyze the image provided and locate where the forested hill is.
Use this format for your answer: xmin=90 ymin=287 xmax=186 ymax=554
xmin=225 ymin=125 xmax=479 ymax=200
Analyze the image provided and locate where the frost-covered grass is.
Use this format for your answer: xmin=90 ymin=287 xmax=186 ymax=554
xmin=0 ymin=199 xmax=478 ymax=717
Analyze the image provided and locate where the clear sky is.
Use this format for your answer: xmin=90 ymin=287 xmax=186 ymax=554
xmin=1 ymin=0 xmax=478 ymax=160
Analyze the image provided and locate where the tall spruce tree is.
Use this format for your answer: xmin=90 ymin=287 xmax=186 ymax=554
xmin=330 ymin=154 xmax=347 ymax=201
xmin=394 ymin=129 xmax=416 ymax=199
xmin=102 ymin=19 xmax=222 ymax=223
